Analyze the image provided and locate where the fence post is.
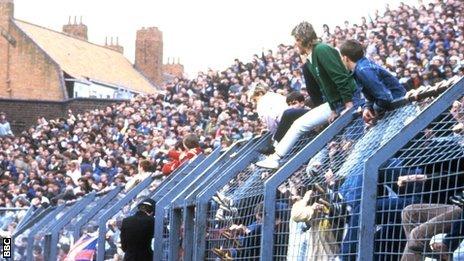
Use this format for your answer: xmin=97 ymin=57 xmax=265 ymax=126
xmin=73 ymin=187 xmax=122 ymax=241
xmin=168 ymin=208 xmax=182 ymax=261
xmin=358 ymin=77 xmax=464 ymax=260
xmin=192 ymin=135 xmax=271 ymax=260
xmin=96 ymin=177 xmax=155 ymax=261
xmin=261 ymin=109 xmax=355 ymax=261
xmin=47 ymin=193 xmax=96 ymax=261
xmin=182 ymin=205 xmax=195 ymax=261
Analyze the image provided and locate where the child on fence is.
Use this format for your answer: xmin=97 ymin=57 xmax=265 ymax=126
xmin=339 ymin=39 xmax=406 ymax=126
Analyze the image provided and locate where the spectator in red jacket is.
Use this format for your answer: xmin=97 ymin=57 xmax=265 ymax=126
xmin=161 ymin=134 xmax=203 ymax=175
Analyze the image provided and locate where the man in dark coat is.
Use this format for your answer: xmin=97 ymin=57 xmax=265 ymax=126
xmin=120 ymin=198 xmax=155 ymax=261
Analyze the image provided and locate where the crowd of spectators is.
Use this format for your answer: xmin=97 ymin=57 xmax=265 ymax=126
xmin=1 ymin=0 xmax=464 ymax=257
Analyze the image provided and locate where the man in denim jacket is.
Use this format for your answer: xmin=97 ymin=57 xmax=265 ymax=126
xmin=340 ymin=39 xmax=406 ymax=125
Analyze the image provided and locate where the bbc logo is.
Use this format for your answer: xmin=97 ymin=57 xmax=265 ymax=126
xmin=2 ymin=238 xmax=11 ymax=259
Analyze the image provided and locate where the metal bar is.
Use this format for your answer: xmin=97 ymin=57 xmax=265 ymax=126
xmin=26 ymin=206 xmax=64 ymax=261
xmin=150 ymin=155 xmax=205 ymax=202
xmin=179 ymin=140 xmax=255 ymax=261
xmin=153 ymin=155 xmax=211 ymax=261
xmin=182 ymin=206 xmax=195 ymax=261
xmin=0 ymin=207 xmax=29 ymax=211
xmin=193 ymin=134 xmax=271 ymax=261
xmin=358 ymin=77 xmax=464 ymax=261
xmin=73 ymin=186 xmax=122 ymax=240
xmin=181 ymin=138 xmax=258 ymax=206
xmin=170 ymin=146 xmax=225 ymax=207
xmin=260 ymin=108 xmax=355 ymax=261
xmin=96 ymin=176 xmax=155 ymax=261
xmin=47 ymin=193 xmax=96 ymax=261
xmin=14 ymin=206 xmax=41 ymax=235
xmin=168 ymin=208 xmax=182 ymax=261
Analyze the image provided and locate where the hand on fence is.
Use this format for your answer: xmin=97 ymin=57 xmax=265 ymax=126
xmin=397 ymin=174 xmax=427 ymax=187
xmin=328 ymin=111 xmax=339 ymax=123
xmin=362 ymin=108 xmax=377 ymax=125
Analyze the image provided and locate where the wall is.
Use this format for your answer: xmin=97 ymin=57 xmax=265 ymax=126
xmin=134 ymin=27 xmax=163 ymax=85
xmin=0 ymin=1 xmax=65 ymax=101
xmin=0 ymin=98 xmax=127 ymax=134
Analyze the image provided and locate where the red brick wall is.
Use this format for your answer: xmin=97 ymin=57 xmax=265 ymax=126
xmin=5 ymin=22 xmax=66 ymax=100
xmin=62 ymin=18 xmax=88 ymax=41
xmin=134 ymin=27 xmax=163 ymax=85
xmin=163 ymin=63 xmax=184 ymax=79
xmin=1 ymin=2 xmax=65 ymax=101
xmin=0 ymin=98 xmax=127 ymax=133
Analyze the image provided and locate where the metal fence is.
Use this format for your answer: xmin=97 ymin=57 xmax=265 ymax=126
xmin=192 ymin=120 xmax=327 ymax=260
xmin=9 ymin=76 xmax=464 ymax=261
xmin=151 ymin=150 xmax=217 ymax=261
xmin=362 ymin=76 xmax=464 ymax=261
xmin=258 ymin=76 xmax=463 ymax=261
xmin=165 ymin=137 xmax=259 ymax=261
xmin=95 ymin=153 xmax=208 ymax=261
xmin=1 ymin=207 xmax=29 ymax=259
xmin=42 ymin=188 xmax=121 ymax=261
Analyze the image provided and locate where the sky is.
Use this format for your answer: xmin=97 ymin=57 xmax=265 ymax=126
xmin=15 ymin=0 xmax=419 ymax=77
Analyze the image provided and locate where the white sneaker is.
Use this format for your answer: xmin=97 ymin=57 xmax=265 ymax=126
xmin=256 ymin=156 xmax=280 ymax=169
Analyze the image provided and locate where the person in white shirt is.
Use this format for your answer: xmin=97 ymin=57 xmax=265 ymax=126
xmin=251 ymin=84 xmax=288 ymax=135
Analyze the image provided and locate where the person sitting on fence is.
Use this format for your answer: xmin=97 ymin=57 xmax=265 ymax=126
xmin=161 ymin=133 xmax=203 ymax=176
xmin=339 ymin=39 xmax=406 ymax=126
xmin=256 ymin=21 xmax=360 ymax=170
xmin=257 ymin=90 xmax=311 ymax=155
xmin=251 ymin=84 xmax=288 ymax=137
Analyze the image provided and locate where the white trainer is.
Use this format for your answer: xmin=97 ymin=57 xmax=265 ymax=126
xmin=256 ymin=156 xmax=280 ymax=169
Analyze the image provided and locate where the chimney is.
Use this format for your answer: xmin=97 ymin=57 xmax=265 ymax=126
xmin=134 ymin=27 xmax=163 ymax=85
xmin=0 ymin=0 xmax=14 ymax=27
xmin=104 ymin=36 xmax=124 ymax=54
xmin=163 ymin=56 xmax=184 ymax=79
xmin=62 ymin=16 xmax=88 ymax=40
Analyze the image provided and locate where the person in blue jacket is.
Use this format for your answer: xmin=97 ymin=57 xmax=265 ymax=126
xmin=339 ymin=39 xmax=406 ymax=125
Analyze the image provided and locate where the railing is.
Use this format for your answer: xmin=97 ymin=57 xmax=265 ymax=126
xmin=9 ymin=76 xmax=464 ymax=261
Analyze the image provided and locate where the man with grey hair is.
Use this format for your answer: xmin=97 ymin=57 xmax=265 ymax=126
xmin=257 ymin=21 xmax=360 ymax=169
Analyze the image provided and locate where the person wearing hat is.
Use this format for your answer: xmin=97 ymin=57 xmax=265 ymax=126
xmin=120 ymin=198 xmax=155 ymax=261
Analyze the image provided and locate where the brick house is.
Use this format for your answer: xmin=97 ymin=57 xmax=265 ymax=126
xmin=0 ymin=0 xmax=171 ymax=101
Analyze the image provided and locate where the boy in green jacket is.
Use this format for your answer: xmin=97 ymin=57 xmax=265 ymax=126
xmin=257 ymin=21 xmax=359 ymax=169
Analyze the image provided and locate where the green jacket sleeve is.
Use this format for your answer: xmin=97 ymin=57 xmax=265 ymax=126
xmin=316 ymin=44 xmax=356 ymax=103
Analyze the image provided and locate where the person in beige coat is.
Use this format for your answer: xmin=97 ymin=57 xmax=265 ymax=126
xmin=290 ymin=189 xmax=341 ymax=261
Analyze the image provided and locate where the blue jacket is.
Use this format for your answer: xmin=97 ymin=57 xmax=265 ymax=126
xmin=353 ymin=57 xmax=406 ymax=110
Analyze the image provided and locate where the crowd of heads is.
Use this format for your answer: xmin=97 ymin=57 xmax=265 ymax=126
xmin=1 ymin=0 xmax=464 ymax=253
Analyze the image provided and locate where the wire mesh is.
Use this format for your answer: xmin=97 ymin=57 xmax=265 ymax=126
xmin=31 ymin=202 xmax=76 ymax=260
xmin=56 ymin=191 xmax=114 ymax=260
xmin=268 ymin=77 xmax=461 ymax=261
xmin=373 ymin=95 xmax=464 ymax=259
xmin=174 ymin=140 xmax=255 ymax=261
xmin=13 ymin=206 xmax=56 ymax=260
xmin=204 ymin=131 xmax=319 ymax=260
